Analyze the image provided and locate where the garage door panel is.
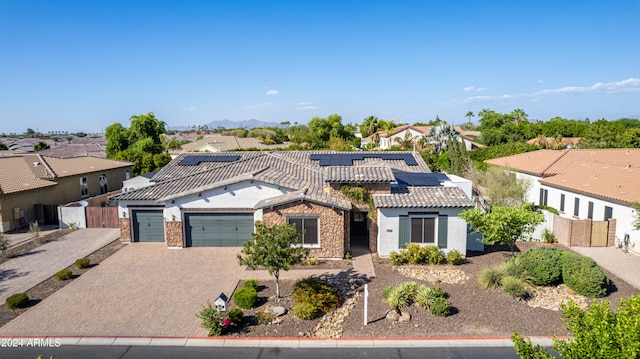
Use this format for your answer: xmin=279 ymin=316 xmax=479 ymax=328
xmin=185 ymin=213 xmax=253 ymax=247
xmin=133 ymin=210 xmax=165 ymax=243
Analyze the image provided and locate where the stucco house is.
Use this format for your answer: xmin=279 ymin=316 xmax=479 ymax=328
xmin=112 ymin=151 xmax=475 ymax=258
xmin=361 ymin=125 xmax=484 ymax=151
xmin=0 ymin=154 xmax=132 ymax=232
xmin=486 ymin=148 xmax=640 ymax=254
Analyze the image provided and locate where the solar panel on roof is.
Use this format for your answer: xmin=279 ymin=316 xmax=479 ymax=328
xmin=179 ymin=155 xmax=241 ymax=166
xmin=394 ymin=171 xmax=441 ymax=186
xmin=309 ymin=153 xmax=418 ymax=166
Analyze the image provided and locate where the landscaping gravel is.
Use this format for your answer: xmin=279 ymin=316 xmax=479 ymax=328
xmin=225 ymin=242 xmax=640 ymax=338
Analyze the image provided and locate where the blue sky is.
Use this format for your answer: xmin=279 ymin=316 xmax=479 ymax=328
xmin=1 ymin=1 xmax=639 ymax=134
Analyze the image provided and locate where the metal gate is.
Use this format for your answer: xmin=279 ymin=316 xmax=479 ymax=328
xmin=86 ymin=207 xmax=119 ymax=228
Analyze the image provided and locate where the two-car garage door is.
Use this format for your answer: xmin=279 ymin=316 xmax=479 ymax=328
xmin=185 ymin=213 xmax=254 ymax=247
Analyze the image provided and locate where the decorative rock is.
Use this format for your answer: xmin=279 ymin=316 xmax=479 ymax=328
xmin=386 ymin=310 xmax=401 ymax=321
xmin=267 ymin=305 xmax=287 ymax=317
xmin=396 ymin=266 xmax=467 ymax=284
xmin=398 ymin=310 xmax=411 ymax=322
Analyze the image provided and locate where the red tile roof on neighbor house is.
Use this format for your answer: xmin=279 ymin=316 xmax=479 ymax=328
xmin=486 ymin=148 xmax=640 ymax=204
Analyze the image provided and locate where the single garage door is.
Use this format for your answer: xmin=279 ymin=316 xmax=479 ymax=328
xmin=185 ymin=213 xmax=254 ymax=247
xmin=132 ymin=210 xmax=165 ymax=242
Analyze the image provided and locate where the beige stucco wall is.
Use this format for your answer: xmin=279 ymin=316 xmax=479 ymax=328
xmin=0 ymin=166 xmax=131 ymax=232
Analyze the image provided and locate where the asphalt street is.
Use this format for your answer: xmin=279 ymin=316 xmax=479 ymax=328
xmin=0 ymin=345 xmax=554 ymax=359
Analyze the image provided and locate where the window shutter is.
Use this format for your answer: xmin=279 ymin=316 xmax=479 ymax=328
xmin=399 ymin=215 xmax=410 ymax=248
xmin=437 ymin=216 xmax=448 ymax=248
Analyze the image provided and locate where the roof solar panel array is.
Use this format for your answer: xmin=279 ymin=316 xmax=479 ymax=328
xmin=310 ymin=153 xmax=418 ymax=166
xmin=394 ymin=171 xmax=444 ymax=187
xmin=179 ymin=155 xmax=241 ymax=166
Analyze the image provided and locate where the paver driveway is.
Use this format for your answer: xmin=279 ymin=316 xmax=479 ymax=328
xmin=0 ymin=243 xmax=244 ymax=337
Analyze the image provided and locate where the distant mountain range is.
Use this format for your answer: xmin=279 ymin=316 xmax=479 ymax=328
xmin=169 ymin=119 xmax=281 ymax=131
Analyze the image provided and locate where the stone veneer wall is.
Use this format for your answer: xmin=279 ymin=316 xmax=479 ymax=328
xmin=165 ymin=221 xmax=183 ymax=247
xmin=262 ymin=201 xmax=345 ymax=259
xmin=119 ymin=218 xmax=131 ymax=242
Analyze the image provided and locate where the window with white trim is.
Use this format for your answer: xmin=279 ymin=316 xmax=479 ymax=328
xmin=80 ymin=177 xmax=88 ymax=197
xmin=288 ymin=217 xmax=319 ymax=246
xmin=410 ymin=217 xmax=436 ymax=244
xmin=99 ymin=174 xmax=108 ymax=194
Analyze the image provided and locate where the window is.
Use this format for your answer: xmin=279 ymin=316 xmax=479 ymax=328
xmin=539 ymin=188 xmax=548 ymax=206
xmin=288 ymin=217 xmax=319 ymax=246
xmin=604 ymin=206 xmax=613 ymax=221
xmin=80 ymin=177 xmax=88 ymax=197
xmin=125 ymin=169 xmax=131 ymax=180
xmin=560 ymin=194 xmax=565 ymax=212
xmin=574 ymin=198 xmax=580 ymax=217
xmin=99 ymin=174 xmax=108 ymax=194
xmin=588 ymin=201 xmax=594 ymax=219
xmin=410 ymin=217 xmax=436 ymax=244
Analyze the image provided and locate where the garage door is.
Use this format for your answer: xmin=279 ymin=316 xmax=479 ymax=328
xmin=132 ymin=210 xmax=165 ymax=242
xmin=185 ymin=213 xmax=254 ymax=247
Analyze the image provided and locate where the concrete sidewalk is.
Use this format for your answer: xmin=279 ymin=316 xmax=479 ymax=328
xmin=0 ymin=335 xmax=553 ymax=348
xmin=570 ymin=246 xmax=640 ymax=290
xmin=0 ymin=228 xmax=119 ymax=303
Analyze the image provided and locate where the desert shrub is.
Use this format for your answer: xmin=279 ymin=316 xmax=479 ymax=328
xmin=425 ymin=246 xmax=444 ymax=265
xmin=243 ymin=279 xmax=258 ymax=290
xmin=502 ymin=276 xmax=528 ymax=299
xmin=415 ymin=285 xmax=445 ymax=309
xmin=6 ymin=293 xmax=29 ymax=309
xmin=562 ymin=255 xmax=609 ymax=298
xmin=518 ymin=247 xmax=563 ymax=286
xmin=197 ymin=301 xmax=225 ymax=336
xmin=428 ymin=296 xmax=451 ymax=317
xmin=228 ymin=308 xmax=244 ymax=324
xmin=75 ymin=257 xmax=91 ymax=269
xmin=293 ymin=302 xmax=318 ymax=320
xmin=398 ymin=281 xmax=419 ymax=301
xmin=405 ymin=243 xmax=429 ymax=264
xmin=233 ymin=287 xmax=257 ymax=309
xmin=541 ymin=228 xmax=556 ymax=243
xmin=479 ymin=266 xmax=505 ymax=288
xmin=446 ymin=249 xmax=464 ymax=265
xmin=256 ymin=311 xmax=274 ymax=325
xmin=292 ymin=277 xmax=342 ymax=313
xmin=382 ymin=286 xmax=411 ymax=309
xmin=306 ymin=257 xmax=318 ymax=266
xmin=389 ymin=250 xmax=408 ymax=266
xmin=500 ymin=258 xmax=530 ymax=281
xmin=55 ymin=269 xmax=73 ymax=281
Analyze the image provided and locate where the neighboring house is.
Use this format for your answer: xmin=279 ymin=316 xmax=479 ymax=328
xmin=112 ymin=151 xmax=475 ymax=258
xmin=361 ymin=125 xmax=484 ymax=151
xmin=0 ymin=154 xmax=133 ymax=232
xmin=37 ymin=142 xmax=108 ymax=159
xmin=168 ymin=135 xmax=289 ymax=157
xmin=486 ymin=148 xmax=640 ymax=254
xmin=122 ymin=171 xmax=158 ymax=192
xmin=526 ymin=137 xmax=580 ymax=149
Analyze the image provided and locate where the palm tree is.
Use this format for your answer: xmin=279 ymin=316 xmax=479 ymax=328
xmin=465 ymin=111 xmax=474 ymax=126
xmin=360 ymin=116 xmax=379 ymax=137
xmin=512 ymin=109 xmax=528 ymax=123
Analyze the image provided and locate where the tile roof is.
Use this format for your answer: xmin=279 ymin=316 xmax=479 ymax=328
xmin=170 ymin=135 xmax=288 ymax=154
xmin=373 ymin=186 xmax=474 ymax=208
xmin=112 ymin=151 xmax=431 ymax=208
xmin=487 ymin=148 xmax=640 ymax=204
xmin=0 ymin=155 xmax=56 ymax=194
xmin=0 ymin=154 xmax=131 ymax=195
xmin=37 ymin=143 xmax=107 ymax=159
xmin=254 ymin=189 xmax=351 ymax=210
xmin=326 ymin=166 xmax=396 ymax=183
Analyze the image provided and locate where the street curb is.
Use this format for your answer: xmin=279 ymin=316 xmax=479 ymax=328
xmin=0 ymin=335 xmax=564 ymax=348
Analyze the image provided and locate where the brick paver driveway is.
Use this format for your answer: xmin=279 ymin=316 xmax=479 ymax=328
xmin=0 ymin=244 xmax=244 ymax=337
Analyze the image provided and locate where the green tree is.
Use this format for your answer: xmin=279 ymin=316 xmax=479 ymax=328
xmin=480 ymin=167 xmax=531 ymax=209
xmin=0 ymin=143 xmax=7 ymax=150
xmin=360 ymin=116 xmax=379 ymax=137
xmin=447 ymin=138 xmax=470 ymax=177
xmin=460 ymin=204 xmax=543 ymax=257
xmin=33 ymin=142 xmax=50 ymax=151
xmin=512 ymin=294 xmax=640 ymax=359
xmin=580 ymin=119 xmax=625 ymax=148
xmin=237 ymin=222 xmax=309 ymax=300
xmin=620 ymin=128 xmax=640 ymax=148
xmin=465 ymin=111 xmax=474 ymax=126
xmin=105 ymin=112 xmax=169 ymax=175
